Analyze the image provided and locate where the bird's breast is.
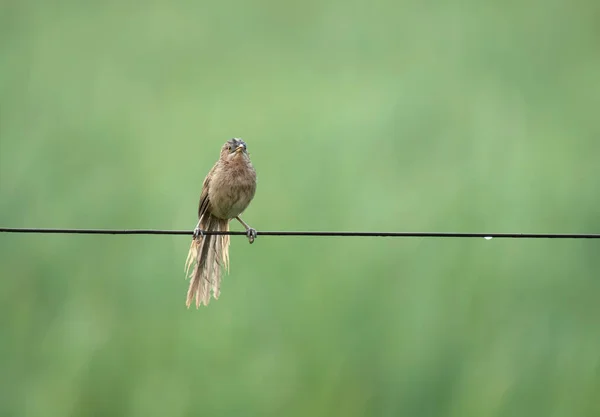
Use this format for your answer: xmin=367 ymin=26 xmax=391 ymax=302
xmin=208 ymin=163 xmax=256 ymax=220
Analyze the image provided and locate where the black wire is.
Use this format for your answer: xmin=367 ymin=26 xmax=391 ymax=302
xmin=0 ymin=228 xmax=599 ymax=239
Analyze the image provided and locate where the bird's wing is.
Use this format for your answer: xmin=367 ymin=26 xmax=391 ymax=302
xmin=198 ymin=166 xmax=214 ymax=219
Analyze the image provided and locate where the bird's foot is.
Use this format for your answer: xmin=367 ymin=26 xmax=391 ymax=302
xmin=193 ymin=227 xmax=204 ymax=240
xmin=246 ymin=228 xmax=257 ymax=244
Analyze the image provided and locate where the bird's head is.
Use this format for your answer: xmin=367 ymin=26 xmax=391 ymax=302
xmin=221 ymin=138 xmax=249 ymax=161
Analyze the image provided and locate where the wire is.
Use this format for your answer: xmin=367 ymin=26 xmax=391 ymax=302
xmin=0 ymin=227 xmax=599 ymax=239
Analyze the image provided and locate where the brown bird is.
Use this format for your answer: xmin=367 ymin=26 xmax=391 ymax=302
xmin=184 ymin=138 xmax=257 ymax=308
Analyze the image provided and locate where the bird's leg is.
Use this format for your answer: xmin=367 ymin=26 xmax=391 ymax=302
xmin=193 ymin=219 xmax=204 ymax=240
xmin=235 ymin=216 xmax=257 ymax=244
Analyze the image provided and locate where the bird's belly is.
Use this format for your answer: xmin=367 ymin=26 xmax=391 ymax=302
xmin=209 ymin=183 xmax=255 ymax=219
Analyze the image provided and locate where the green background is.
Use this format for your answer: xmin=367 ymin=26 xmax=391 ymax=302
xmin=1 ymin=1 xmax=599 ymax=416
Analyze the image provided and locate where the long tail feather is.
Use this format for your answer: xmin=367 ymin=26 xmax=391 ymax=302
xmin=185 ymin=215 xmax=230 ymax=308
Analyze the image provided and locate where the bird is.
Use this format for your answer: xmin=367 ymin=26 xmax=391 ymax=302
xmin=184 ymin=138 xmax=257 ymax=308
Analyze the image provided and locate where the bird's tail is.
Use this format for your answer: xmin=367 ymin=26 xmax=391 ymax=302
xmin=185 ymin=215 xmax=230 ymax=308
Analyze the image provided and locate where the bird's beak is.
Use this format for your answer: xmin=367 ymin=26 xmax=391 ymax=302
xmin=235 ymin=144 xmax=246 ymax=153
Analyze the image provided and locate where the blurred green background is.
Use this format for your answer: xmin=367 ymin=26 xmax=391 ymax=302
xmin=1 ymin=0 xmax=599 ymax=416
